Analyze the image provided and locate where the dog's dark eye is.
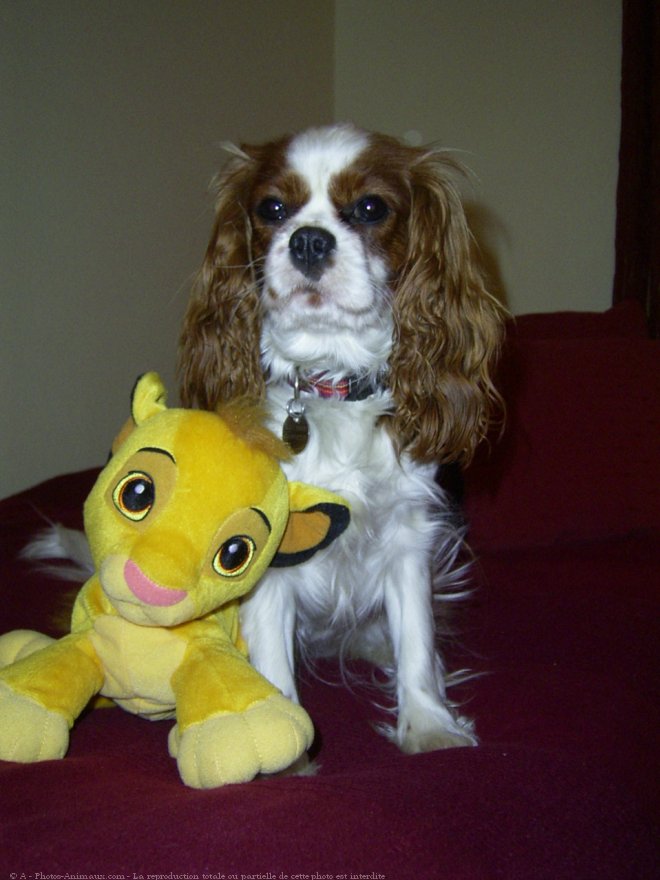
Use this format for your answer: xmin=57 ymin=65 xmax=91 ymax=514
xmin=346 ymin=195 xmax=389 ymax=225
xmin=256 ymin=198 xmax=288 ymax=224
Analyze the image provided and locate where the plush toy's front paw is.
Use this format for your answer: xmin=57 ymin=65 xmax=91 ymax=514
xmin=0 ymin=681 xmax=69 ymax=763
xmin=0 ymin=630 xmax=56 ymax=668
xmin=168 ymin=693 xmax=314 ymax=788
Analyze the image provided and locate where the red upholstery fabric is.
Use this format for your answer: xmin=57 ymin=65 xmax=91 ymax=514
xmin=509 ymin=297 xmax=650 ymax=340
xmin=464 ymin=335 xmax=660 ymax=550
xmin=1 ymin=304 xmax=658 ymax=879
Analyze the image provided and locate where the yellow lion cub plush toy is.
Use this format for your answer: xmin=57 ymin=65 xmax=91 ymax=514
xmin=0 ymin=372 xmax=349 ymax=788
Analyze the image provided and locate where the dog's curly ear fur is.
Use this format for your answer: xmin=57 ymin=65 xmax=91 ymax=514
xmin=388 ymin=151 xmax=505 ymax=465
xmin=179 ymin=150 xmax=265 ymax=409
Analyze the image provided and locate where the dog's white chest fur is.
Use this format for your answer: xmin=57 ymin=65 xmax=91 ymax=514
xmin=254 ymin=385 xmax=444 ymax=655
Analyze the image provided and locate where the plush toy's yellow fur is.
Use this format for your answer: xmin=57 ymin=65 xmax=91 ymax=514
xmin=0 ymin=373 xmax=349 ymax=787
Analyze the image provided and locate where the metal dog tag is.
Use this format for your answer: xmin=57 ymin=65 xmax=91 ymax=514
xmin=282 ymin=371 xmax=309 ymax=454
xmin=282 ymin=410 xmax=309 ymax=454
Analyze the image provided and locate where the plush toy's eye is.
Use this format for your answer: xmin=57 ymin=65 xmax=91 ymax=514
xmin=112 ymin=472 xmax=155 ymax=521
xmin=212 ymin=535 xmax=256 ymax=578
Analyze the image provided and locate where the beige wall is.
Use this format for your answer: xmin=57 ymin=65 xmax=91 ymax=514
xmin=1 ymin=0 xmax=334 ymax=499
xmin=335 ymin=0 xmax=621 ymax=315
xmin=1 ymin=1 xmax=621 ymax=498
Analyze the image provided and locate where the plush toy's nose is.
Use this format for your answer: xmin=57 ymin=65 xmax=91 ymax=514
xmin=129 ymin=529 xmax=201 ymax=592
xmin=123 ymin=560 xmax=188 ymax=607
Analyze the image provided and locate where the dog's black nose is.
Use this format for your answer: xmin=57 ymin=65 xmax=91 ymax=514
xmin=289 ymin=226 xmax=336 ymax=278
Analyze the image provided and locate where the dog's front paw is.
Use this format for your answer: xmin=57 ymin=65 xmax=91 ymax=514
xmin=169 ymin=693 xmax=314 ymax=788
xmin=396 ymin=704 xmax=477 ymax=753
xmin=0 ymin=681 xmax=69 ymax=763
xmin=400 ymin=722 xmax=477 ymax=753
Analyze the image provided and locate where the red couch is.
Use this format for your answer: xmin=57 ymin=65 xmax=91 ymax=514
xmin=1 ymin=301 xmax=657 ymax=879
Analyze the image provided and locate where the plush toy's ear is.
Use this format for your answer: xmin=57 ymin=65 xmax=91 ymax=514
xmin=271 ymin=483 xmax=350 ymax=567
xmin=131 ymin=372 xmax=168 ymax=425
xmin=109 ymin=373 xmax=168 ymax=454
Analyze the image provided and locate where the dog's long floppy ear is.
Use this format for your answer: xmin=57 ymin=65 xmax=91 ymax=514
xmin=388 ymin=149 xmax=505 ymax=466
xmin=270 ymin=482 xmax=350 ymax=568
xmin=179 ymin=150 xmax=265 ymax=410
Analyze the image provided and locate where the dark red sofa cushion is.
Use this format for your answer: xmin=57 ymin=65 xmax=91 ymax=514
xmin=510 ymin=297 xmax=650 ymax=340
xmin=464 ymin=305 xmax=659 ymax=551
xmin=0 ymin=495 xmax=657 ymax=878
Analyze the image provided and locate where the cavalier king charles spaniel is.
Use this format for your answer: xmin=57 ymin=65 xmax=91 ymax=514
xmin=178 ymin=123 xmax=503 ymax=752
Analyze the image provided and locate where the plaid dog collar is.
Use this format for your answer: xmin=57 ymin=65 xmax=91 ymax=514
xmin=281 ymin=368 xmax=386 ymax=453
xmin=299 ymin=371 xmax=385 ymax=401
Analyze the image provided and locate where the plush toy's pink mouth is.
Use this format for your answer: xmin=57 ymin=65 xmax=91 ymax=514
xmin=123 ymin=560 xmax=187 ymax=607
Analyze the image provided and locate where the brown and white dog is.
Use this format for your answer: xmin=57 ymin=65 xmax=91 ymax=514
xmin=179 ymin=123 xmax=503 ymax=752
